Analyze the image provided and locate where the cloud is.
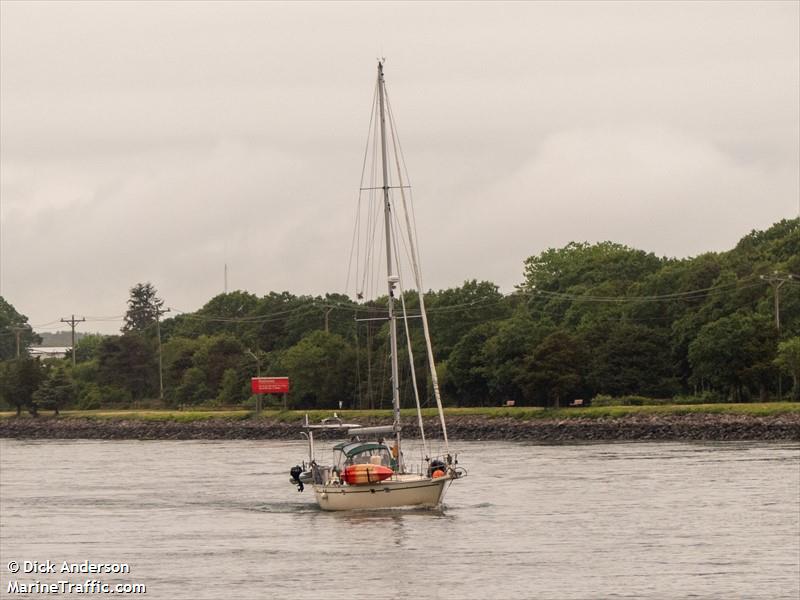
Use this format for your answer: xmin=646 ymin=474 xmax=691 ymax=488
xmin=415 ymin=125 xmax=798 ymax=290
xmin=1 ymin=1 xmax=797 ymax=333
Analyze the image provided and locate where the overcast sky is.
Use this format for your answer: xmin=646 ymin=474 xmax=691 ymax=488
xmin=1 ymin=1 xmax=798 ymax=335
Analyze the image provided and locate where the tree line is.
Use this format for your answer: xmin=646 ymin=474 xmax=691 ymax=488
xmin=1 ymin=218 xmax=798 ymax=415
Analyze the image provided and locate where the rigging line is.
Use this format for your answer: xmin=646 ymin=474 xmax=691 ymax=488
xmin=347 ymin=81 xmax=380 ymax=296
xmin=361 ymin=110 xmax=382 ymax=298
xmin=345 ymin=189 xmax=362 ymax=297
xmin=394 ymin=266 xmax=429 ymax=460
xmin=365 ymin=309 xmax=375 ymax=409
xmin=357 ymin=109 xmax=373 ymax=296
xmin=378 ymin=330 xmax=390 ymax=410
xmin=369 ymin=201 xmax=385 ymax=303
xmin=385 ymin=106 xmax=448 ymax=452
xmin=354 ymin=310 xmax=363 ymax=409
xmin=386 ymin=115 xmax=419 ymax=281
xmin=369 ymin=164 xmax=382 ymax=299
xmin=391 ymin=209 xmax=418 ymax=287
xmin=357 ymin=80 xmax=379 ymax=191
xmin=362 ymin=105 xmax=379 ymax=297
xmin=369 ymin=96 xmax=383 ymax=298
xmin=385 ymin=89 xmax=424 ymax=281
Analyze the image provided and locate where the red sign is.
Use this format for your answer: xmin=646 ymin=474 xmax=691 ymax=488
xmin=251 ymin=377 xmax=290 ymax=394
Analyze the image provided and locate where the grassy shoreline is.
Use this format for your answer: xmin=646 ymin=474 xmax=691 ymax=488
xmin=1 ymin=402 xmax=799 ymax=422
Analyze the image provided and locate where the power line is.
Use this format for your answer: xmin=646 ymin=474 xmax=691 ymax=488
xmin=23 ymin=272 xmax=791 ymax=331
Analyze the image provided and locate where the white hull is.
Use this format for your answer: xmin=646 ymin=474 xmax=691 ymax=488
xmin=313 ymin=473 xmax=451 ymax=511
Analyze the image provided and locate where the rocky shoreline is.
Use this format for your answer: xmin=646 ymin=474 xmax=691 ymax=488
xmin=1 ymin=413 xmax=798 ymax=442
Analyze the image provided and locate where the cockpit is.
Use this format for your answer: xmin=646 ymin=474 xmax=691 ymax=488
xmin=332 ymin=441 xmax=395 ymax=471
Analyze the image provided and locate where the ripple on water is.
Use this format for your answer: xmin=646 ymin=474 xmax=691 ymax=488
xmin=1 ymin=439 xmax=798 ymax=600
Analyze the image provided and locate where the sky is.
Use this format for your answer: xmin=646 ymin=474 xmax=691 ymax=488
xmin=1 ymin=1 xmax=798 ymax=335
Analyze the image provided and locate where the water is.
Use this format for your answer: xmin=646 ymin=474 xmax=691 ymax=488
xmin=1 ymin=439 xmax=798 ymax=600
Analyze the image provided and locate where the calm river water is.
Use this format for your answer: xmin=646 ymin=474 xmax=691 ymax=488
xmin=1 ymin=439 xmax=798 ymax=599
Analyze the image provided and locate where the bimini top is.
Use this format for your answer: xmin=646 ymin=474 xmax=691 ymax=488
xmin=332 ymin=441 xmax=389 ymax=458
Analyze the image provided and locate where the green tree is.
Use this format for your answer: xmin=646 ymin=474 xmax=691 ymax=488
xmin=161 ymin=336 xmax=201 ymax=402
xmin=481 ymin=312 xmax=554 ymax=404
xmin=97 ymin=334 xmax=157 ymax=400
xmin=191 ymin=335 xmax=246 ymax=398
xmin=0 ymin=357 xmax=45 ymax=415
xmin=774 ymin=337 xmax=800 ymax=400
xmin=168 ymin=290 xmax=259 ymax=340
xmin=0 ymin=297 xmax=41 ymax=360
xmin=423 ymin=280 xmax=511 ymax=361
xmin=33 ymin=368 xmax=76 ymax=415
xmin=689 ymin=312 xmax=777 ymax=401
xmin=523 ymin=241 xmax=664 ymax=289
xmin=516 ymin=331 xmax=586 ymax=407
xmin=281 ymin=331 xmax=356 ymax=409
xmin=123 ymin=282 xmax=164 ymax=333
xmin=217 ymin=368 xmax=246 ymax=405
xmin=524 ymin=242 xmax=663 ymax=327
xmin=175 ymin=367 xmax=210 ymax=405
xmin=583 ymin=322 xmax=679 ymax=397
xmin=249 ymin=292 xmax=312 ymax=352
xmin=72 ymin=334 xmax=105 ymax=364
xmin=443 ymin=322 xmax=499 ymax=406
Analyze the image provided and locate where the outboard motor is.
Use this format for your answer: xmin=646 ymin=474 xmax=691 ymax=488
xmin=290 ymin=465 xmax=304 ymax=492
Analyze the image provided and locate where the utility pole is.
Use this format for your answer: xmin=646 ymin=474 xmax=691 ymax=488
xmin=761 ymin=272 xmax=797 ymax=400
xmin=155 ymin=307 xmax=171 ymax=402
xmin=9 ymin=325 xmax=30 ymax=358
xmin=246 ymin=348 xmax=262 ymax=414
xmin=324 ymin=306 xmax=334 ymax=333
xmin=60 ymin=315 xmax=85 ymax=367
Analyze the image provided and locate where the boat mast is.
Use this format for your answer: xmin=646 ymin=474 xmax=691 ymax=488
xmin=377 ymin=60 xmax=403 ymax=468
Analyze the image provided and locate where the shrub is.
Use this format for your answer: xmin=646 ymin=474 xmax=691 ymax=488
xmin=102 ymin=385 xmax=133 ymax=407
xmin=591 ymin=394 xmax=615 ymax=407
xmin=77 ymin=384 xmax=103 ymax=410
xmin=176 ymin=367 xmax=210 ymax=405
xmin=671 ymin=391 xmax=725 ymax=405
xmin=216 ymin=368 xmax=246 ymax=406
xmin=591 ymin=394 xmax=667 ymax=406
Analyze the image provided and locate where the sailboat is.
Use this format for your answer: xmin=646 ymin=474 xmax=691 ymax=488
xmin=288 ymin=61 xmax=465 ymax=511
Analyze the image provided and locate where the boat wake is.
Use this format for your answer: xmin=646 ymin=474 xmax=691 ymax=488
xmin=251 ymin=501 xmax=321 ymax=514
